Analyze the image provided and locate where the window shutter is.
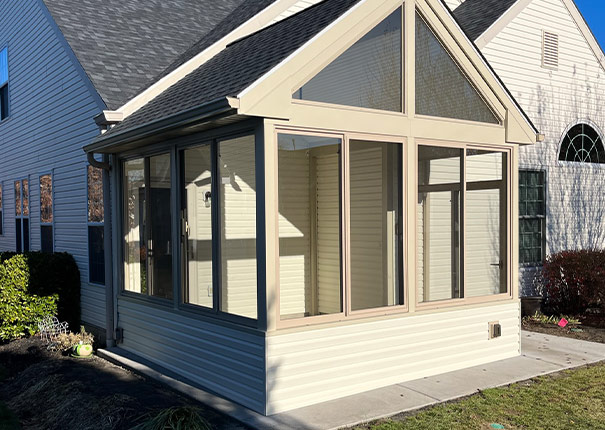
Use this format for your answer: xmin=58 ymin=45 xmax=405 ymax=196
xmin=542 ymin=31 xmax=559 ymax=69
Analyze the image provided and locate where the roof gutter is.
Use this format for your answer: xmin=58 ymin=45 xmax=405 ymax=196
xmin=84 ymin=97 xmax=240 ymax=154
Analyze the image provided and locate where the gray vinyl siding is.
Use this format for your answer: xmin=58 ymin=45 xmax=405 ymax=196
xmin=117 ymin=298 xmax=267 ymax=413
xmin=480 ymin=0 xmax=605 ymax=295
xmin=0 ymin=0 xmax=106 ymax=327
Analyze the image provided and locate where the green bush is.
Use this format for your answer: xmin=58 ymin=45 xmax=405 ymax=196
xmin=0 ymin=252 xmax=80 ymax=330
xmin=0 ymin=255 xmax=58 ymax=341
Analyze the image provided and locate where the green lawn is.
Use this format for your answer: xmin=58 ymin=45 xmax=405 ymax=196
xmin=362 ymin=363 xmax=605 ymax=430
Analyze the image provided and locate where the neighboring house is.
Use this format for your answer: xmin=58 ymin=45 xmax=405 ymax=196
xmin=0 ymin=0 xmax=278 ymax=335
xmin=447 ymin=0 xmax=605 ymax=296
xmin=83 ymin=0 xmax=540 ymax=415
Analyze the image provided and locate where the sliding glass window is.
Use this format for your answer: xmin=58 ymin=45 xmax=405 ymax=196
xmin=123 ymin=154 xmax=173 ymax=299
xmin=277 ymin=132 xmax=404 ymax=323
xmin=417 ymin=145 xmax=508 ymax=303
xmin=182 ymin=134 xmax=257 ymax=320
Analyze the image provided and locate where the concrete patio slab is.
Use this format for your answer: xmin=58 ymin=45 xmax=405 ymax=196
xmin=98 ymin=331 xmax=605 ymax=430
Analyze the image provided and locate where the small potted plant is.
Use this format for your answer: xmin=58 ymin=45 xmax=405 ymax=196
xmin=56 ymin=326 xmax=94 ymax=358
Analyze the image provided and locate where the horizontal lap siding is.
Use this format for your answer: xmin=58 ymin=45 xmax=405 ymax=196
xmin=480 ymin=0 xmax=605 ymax=294
xmin=117 ymin=299 xmax=266 ymax=413
xmin=0 ymin=0 xmax=105 ymax=327
xmin=266 ymin=301 xmax=520 ymax=414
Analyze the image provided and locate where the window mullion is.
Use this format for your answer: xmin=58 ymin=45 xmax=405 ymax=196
xmin=460 ymin=149 xmax=466 ymax=299
xmin=343 ymin=135 xmax=351 ymax=316
xmin=211 ymin=140 xmax=221 ymax=313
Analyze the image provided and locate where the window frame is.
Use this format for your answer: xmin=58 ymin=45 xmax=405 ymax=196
xmin=116 ymin=127 xmax=261 ymax=329
xmin=291 ymin=4 xmax=407 ymax=116
xmin=518 ymin=169 xmax=547 ymax=267
xmin=15 ymin=177 xmax=30 ymax=253
xmin=557 ymin=121 xmax=605 ymax=166
xmin=415 ymin=139 xmax=513 ymax=311
xmin=0 ymin=45 xmax=9 ymax=122
xmin=39 ymin=173 xmax=54 ymax=253
xmin=87 ymin=164 xmax=105 ymax=285
xmin=274 ymin=127 xmax=408 ymax=329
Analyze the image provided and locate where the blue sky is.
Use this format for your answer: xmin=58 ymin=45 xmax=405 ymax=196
xmin=574 ymin=0 xmax=605 ymax=50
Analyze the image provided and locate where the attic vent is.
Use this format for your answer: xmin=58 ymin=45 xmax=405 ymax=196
xmin=542 ymin=31 xmax=559 ymax=69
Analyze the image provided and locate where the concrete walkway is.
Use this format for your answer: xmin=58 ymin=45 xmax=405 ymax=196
xmin=98 ymin=331 xmax=605 ymax=430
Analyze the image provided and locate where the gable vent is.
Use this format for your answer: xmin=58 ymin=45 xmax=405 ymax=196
xmin=542 ymin=31 xmax=559 ymax=69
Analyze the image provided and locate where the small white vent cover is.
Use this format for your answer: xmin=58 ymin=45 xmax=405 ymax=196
xmin=542 ymin=31 xmax=559 ymax=69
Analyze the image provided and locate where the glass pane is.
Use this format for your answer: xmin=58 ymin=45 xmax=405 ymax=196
xmin=16 ymin=219 xmax=21 ymax=253
xmin=149 ymin=154 xmax=173 ymax=299
xmin=88 ymin=225 xmax=105 ymax=284
xmin=415 ymin=12 xmax=499 ymax=124
xmin=41 ymin=225 xmax=53 ymax=253
xmin=0 ymin=48 xmax=7 ymax=86
xmin=294 ymin=8 xmax=402 ymax=112
xmin=23 ymin=218 xmax=29 ymax=252
xmin=417 ymin=146 xmax=462 ymax=302
xmin=183 ymin=145 xmax=213 ymax=308
xmin=22 ymin=180 xmax=29 ymax=217
xmin=40 ymin=175 xmax=53 ymax=224
xmin=520 ymin=219 xmax=542 ymax=265
xmin=219 ymin=135 xmax=257 ymax=319
xmin=14 ymin=181 xmax=21 ymax=216
xmin=350 ymin=140 xmax=402 ymax=310
xmin=278 ymin=133 xmax=342 ymax=319
xmin=466 ymin=150 xmax=507 ymax=297
xmin=88 ymin=165 xmax=104 ymax=223
xmin=124 ymin=158 xmax=146 ymax=294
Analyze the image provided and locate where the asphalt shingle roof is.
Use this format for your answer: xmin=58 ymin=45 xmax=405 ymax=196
xmin=43 ymin=0 xmax=251 ymax=109
xmin=452 ymin=0 xmax=518 ymax=41
xmin=100 ymin=0 xmax=362 ymax=140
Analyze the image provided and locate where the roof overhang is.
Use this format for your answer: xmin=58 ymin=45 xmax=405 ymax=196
xmin=84 ymin=97 xmax=242 ymax=154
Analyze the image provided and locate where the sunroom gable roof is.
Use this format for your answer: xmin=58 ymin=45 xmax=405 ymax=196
xmin=89 ymin=0 xmax=538 ymax=150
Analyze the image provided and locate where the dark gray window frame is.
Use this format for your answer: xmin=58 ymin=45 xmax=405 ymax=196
xmin=519 ymin=169 xmax=546 ymax=266
xmin=115 ymin=120 xmax=264 ymax=330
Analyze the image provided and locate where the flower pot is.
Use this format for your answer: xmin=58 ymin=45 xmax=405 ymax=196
xmin=72 ymin=344 xmax=93 ymax=358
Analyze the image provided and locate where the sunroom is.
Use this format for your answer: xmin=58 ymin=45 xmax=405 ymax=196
xmin=86 ymin=0 xmax=539 ymax=416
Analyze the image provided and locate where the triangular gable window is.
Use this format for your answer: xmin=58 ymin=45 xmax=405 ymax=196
xmin=293 ymin=7 xmax=402 ymax=112
xmin=415 ymin=12 xmax=499 ymax=124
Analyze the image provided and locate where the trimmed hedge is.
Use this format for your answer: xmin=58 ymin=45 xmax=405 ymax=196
xmin=541 ymin=250 xmax=605 ymax=315
xmin=0 ymin=252 xmax=81 ymax=331
xmin=0 ymin=255 xmax=58 ymax=340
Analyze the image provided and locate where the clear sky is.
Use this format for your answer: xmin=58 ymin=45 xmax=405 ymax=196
xmin=574 ymin=0 xmax=605 ymax=50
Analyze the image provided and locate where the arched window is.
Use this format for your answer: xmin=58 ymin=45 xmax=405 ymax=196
xmin=559 ymin=123 xmax=605 ymax=164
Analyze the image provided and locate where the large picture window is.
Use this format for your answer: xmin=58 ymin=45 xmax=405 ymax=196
xmin=123 ymin=154 xmax=173 ymax=299
xmin=519 ymin=170 xmax=545 ymax=265
xmin=182 ymin=134 xmax=257 ymax=320
xmin=277 ymin=132 xmax=404 ymax=323
xmin=417 ymin=145 xmax=508 ymax=303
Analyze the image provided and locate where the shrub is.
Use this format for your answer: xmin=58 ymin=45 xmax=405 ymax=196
xmin=0 ymin=255 xmax=58 ymax=340
xmin=0 ymin=251 xmax=80 ymax=330
xmin=540 ymin=249 xmax=605 ymax=315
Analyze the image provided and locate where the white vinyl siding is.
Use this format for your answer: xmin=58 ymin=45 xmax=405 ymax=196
xmin=0 ymin=0 xmax=105 ymax=327
xmin=479 ymin=0 xmax=605 ymax=294
xmin=266 ymin=301 xmax=520 ymax=414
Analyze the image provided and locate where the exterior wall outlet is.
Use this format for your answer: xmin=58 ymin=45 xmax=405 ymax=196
xmin=488 ymin=322 xmax=501 ymax=339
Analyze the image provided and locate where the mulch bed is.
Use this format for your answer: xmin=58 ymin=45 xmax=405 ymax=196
xmin=522 ymin=319 xmax=605 ymax=344
xmin=0 ymin=337 xmax=249 ymax=430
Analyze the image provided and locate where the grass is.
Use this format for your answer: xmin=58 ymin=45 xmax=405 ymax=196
xmin=130 ymin=406 xmax=212 ymax=430
xmin=524 ymin=312 xmax=581 ymax=326
xmin=362 ymin=363 xmax=605 ymax=430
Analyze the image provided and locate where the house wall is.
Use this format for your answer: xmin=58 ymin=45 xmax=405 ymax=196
xmin=117 ymin=298 xmax=267 ymax=413
xmin=0 ymin=0 xmax=106 ymax=327
xmin=266 ymin=301 xmax=520 ymax=414
xmin=480 ymin=0 xmax=605 ymax=295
